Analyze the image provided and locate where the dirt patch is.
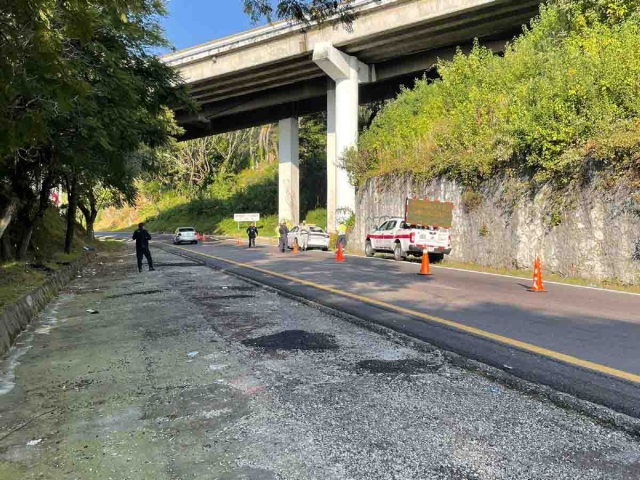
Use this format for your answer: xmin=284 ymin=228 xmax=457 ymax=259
xmin=356 ymin=358 xmax=442 ymax=375
xmin=106 ymin=289 xmax=163 ymax=299
xmin=242 ymin=330 xmax=338 ymax=351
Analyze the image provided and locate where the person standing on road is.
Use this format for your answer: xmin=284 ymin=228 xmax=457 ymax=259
xmin=299 ymin=220 xmax=309 ymax=251
xmin=246 ymin=222 xmax=259 ymax=248
xmin=337 ymin=221 xmax=348 ymax=250
xmin=278 ymin=221 xmax=289 ymax=253
xmin=133 ymin=223 xmax=155 ymax=272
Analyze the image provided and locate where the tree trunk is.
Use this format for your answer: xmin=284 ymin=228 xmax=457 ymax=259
xmin=1 ymin=231 xmax=15 ymax=261
xmin=18 ymin=166 xmax=55 ymax=260
xmin=17 ymin=223 xmax=34 ymax=260
xmin=65 ymin=175 xmax=78 ymax=254
xmin=79 ymin=190 xmax=99 ymax=242
xmin=86 ymin=217 xmax=95 ymax=242
xmin=0 ymin=195 xmax=18 ymax=241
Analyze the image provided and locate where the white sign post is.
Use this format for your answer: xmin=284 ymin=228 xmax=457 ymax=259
xmin=234 ymin=213 xmax=260 ymax=231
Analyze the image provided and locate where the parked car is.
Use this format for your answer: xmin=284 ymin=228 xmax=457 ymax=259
xmin=365 ymin=217 xmax=451 ymax=261
xmin=173 ymin=227 xmax=198 ymax=245
xmin=287 ymin=225 xmax=330 ymax=251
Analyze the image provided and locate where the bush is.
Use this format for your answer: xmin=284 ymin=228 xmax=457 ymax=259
xmin=347 ymin=1 xmax=640 ymax=189
xmin=304 ymin=208 xmax=327 ymax=229
xmin=461 ymin=190 xmax=483 ymax=213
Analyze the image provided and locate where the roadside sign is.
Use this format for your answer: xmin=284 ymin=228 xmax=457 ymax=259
xmin=234 ymin=213 xmax=260 ymax=222
xmin=405 ymin=198 xmax=453 ymax=228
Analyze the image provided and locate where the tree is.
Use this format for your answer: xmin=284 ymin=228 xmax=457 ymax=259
xmin=0 ymin=0 xmax=191 ymax=256
xmin=244 ymin=0 xmax=363 ymax=26
xmin=299 ymin=114 xmax=327 ymax=215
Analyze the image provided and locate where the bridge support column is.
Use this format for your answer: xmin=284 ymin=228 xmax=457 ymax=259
xmin=326 ymin=80 xmax=337 ymax=233
xmin=278 ymin=117 xmax=299 ymax=226
xmin=313 ymin=42 xmax=375 ymax=232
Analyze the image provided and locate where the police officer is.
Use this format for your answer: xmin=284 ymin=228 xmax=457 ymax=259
xmin=246 ymin=222 xmax=259 ymax=248
xmin=132 ymin=223 xmax=155 ymax=272
xmin=278 ymin=221 xmax=289 ymax=253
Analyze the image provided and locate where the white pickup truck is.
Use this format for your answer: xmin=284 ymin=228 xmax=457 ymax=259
xmin=365 ymin=217 xmax=452 ymax=261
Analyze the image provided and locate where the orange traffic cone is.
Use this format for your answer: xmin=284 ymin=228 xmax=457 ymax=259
xmin=530 ymin=257 xmax=546 ymax=292
xmin=418 ymin=250 xmax=432 ymax=276
xmin=236 ymin=237 xmax=241 ymax=246
xmin=336 ymin=242 xmax=345 ymax=262
xmin=201 ymin=233 xmax=206 ymax=242
xmin=196 ymin=232 xmax=201 ymax=241
xmin=293 ymin=240 xmax=299 ymax=254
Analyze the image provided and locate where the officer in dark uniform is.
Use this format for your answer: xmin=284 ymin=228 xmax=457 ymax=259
xmin=246 ymin=222 xmax=259 ymax=248
xmin=132 ymin=223 xmax=155 ymax=272
xmin=278 ymin=221 xmax=289 ymax=253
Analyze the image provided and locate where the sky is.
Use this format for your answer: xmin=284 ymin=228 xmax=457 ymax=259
xmin=161 ymin=0 xmax=265 ymax=53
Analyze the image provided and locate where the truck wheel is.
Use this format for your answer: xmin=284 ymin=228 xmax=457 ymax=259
xmin=431 ymin=253 xmax=444 ymax=263
xmin=393 ymin=242 xmax=404 ymax=261
xmin=365 ymin=241 xmax=375 ymax=257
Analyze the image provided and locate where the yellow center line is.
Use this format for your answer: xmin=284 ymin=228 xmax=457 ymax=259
xmin=173 ymin=245 xmax=640 ymax=385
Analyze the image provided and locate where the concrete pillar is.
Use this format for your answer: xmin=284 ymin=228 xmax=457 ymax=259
xmin=326 ymin=80 xmax=337 ymax=233
xmin=334 ymin=56 xmax=359 ymax=222
xmin=313 ymin=42 xmax=375 ymax=231
xmin=278 ymin=117 xmax=299 ymax=225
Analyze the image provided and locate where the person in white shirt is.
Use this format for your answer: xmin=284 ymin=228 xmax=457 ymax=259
xmin=299 ymin=221 xmax=309 ymax=251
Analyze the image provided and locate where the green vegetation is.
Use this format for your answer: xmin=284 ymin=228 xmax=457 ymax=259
xmin=346 ymin=0 xmax=640 ymax=190
xmin=97 ymin=115 xmax=328 ymax=235
xmin=0 ymin=0 xmax=351 ymax=316
xmin=1 ymin=0 xmax=190 ymax=263
xmin=0 ymin=207 xmax=123 ymax=314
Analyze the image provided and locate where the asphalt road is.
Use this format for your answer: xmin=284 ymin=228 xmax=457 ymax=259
xmin=4 ymin=246 xmax=640 ymax=479
xmin=101 ymin=232 xmax=640 ymax=418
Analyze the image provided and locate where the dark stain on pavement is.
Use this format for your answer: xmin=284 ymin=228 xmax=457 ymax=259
xmin=106 ymin=289 xmax=163 ymax=299
xmin=356 ymin=358 xmax=442 ymax=375
xmin=242 ymin=330 xmax=339 ymax=351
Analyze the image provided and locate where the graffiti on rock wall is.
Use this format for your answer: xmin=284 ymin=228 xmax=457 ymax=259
xmin=336 ymin=207 xmax=354 ymax=224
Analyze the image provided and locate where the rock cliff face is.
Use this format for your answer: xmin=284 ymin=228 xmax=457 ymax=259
xmin=354 ymin=176 xmax=640 ymax=284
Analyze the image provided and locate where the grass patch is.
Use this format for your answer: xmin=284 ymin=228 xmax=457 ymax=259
xmin=107 ymin=207 xmax=329 ymax=241
xmin=0 ymin=210 xmax=125 ymax=315
xmin=0 ymin=262 xmax=46 ymax=315
xmin=438 ymin=259 xmax=640 ymax=294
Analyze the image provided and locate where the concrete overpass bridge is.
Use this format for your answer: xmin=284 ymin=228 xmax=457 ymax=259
xmin=163 ymin=0 xmax=541 ymax=231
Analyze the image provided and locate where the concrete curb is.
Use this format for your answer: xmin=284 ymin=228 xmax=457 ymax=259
xmin=0 ymin=257 xmax=87 ymax=358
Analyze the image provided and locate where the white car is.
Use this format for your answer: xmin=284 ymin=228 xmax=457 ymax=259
xmin=173 ymin=227 xmax=198 ymax=245
xmin=287 ymin=225 xmax=330 ymax=251
xmin=365 ymin=217 xmax=451 ymax=261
